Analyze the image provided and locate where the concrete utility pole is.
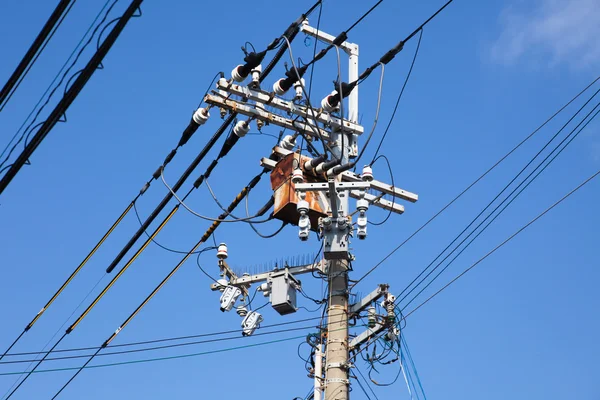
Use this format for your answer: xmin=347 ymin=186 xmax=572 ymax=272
xmin=205 ymin=18 xmax=418 ymax=400
xmin=301 ymin=22 xmax=358 ymax=400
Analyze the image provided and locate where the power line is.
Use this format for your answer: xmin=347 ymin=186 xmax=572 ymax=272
xmin=0 ymin=335 xmax=307 ymax=377
xmin=0 ymin=0 xmax=76 ymax=111
xmin=0 ymin=0 xmax=143 ymax=195
xmin=399 ymin=103 xmax=600 ymax=312
xmin=48 ymin=172 xmax=266 ymax=398
xmin=351 ymin=73 xmax=600 ymax=288
xmin=402 ymin=165 xmax=600 ymax=320
xmin=0 ymin=0 xmax=118 ymax=171
xmin=394 ymin=94 xmax=600 ymax=309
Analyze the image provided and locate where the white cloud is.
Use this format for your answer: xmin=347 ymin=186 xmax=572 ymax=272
xmin=491 ymin=0 xmax=600 ymax=67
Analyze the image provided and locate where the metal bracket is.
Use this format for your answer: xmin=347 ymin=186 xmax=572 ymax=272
xmin=349 ymin=284 xmax=389 ymax=315
xmin=209 ymin=260 xmax=324 ymax=291
xmin=215 ymin=79 xmax=364 ymax=136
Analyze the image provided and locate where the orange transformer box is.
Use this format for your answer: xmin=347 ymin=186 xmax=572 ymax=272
xmin=270 ymin=152 xmax=328 ymax=231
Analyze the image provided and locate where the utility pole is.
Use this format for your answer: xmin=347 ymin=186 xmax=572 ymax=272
xmin=205 ymin=18 xmax=418 ymax=400
xmin=301 ymin=21 xmax=357 ymax=400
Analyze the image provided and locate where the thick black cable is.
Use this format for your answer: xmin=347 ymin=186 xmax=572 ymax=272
xmin=370 ymin=28 xmax=422 ymax=163
xmin=400 ymin=103 xmax=600 ymax=311
xmin=351 ymin=74 xmax=600 ymax=288
xmin=0 ymin=0 xmax=120 ymax=172
xmin=0 ymin=0 xmax=142 ymax=195
xmin=0 ymin=0 xmax=76 ymax=111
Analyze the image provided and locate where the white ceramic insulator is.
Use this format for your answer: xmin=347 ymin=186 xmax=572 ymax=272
xmin=293 ymin=78 xmax=305 ymax=99
xmin=362 ymin=165 xmax=374 ymax=182
xmin=234 ymin=120 xmax=250 ymax=138
xmin=231 ymin=65 xmax=245 ymax=82
xmin=357 ymin=198 xmax=369 ymax=212
xmin=273 ymin=78 xmax=287 ymax=95
xmin=280 ymin=134 xmax=296 ymax=150
xmin=251 ymin=64 xmax=262 ymax=83
xmin=292 ymin=168 xmax=304 ymax=184
xmin=321 ymin=91 xmax=338 ymax=112
xmin=297 ymin=199 xmax=309 ymax=214
xmin=217 ymin=243 xmax=228 ymax=259
xmin=192 ymin=108 xmax=210 ymax=125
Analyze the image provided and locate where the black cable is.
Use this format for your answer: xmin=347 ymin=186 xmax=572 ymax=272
xmin=0 ymin=318 xmax=332 ymax=361
xmin=0 ymin=0 xmax=120 ymax=172
xmin=350 ymin=73 xmax=600 ymax=288
xmin=0 ymin=0 xmax=138 ymax=195
xmin=368 ymin=154 xmax=394 ymax=226
xmin=195 ymin=247 xmax=221 ymax=284
xmin=370 ymin=28 xmax=422 ymax=163
xmin=0 ymin=0 xmax=76 ymax=111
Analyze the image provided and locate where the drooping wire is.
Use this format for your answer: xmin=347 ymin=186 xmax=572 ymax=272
xmin=368 ymin=154 xmax=394 ymax=226
xmin=350 ymin=74 xmax=600 ymax=288
xmin=160 ymin=167 xmax=273 ymax=224
xmin=133 ymin=202 xmax=214 ymax=254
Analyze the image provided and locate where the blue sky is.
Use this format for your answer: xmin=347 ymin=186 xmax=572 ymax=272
xmin=0 ymin=0 xmax=599 ymax=399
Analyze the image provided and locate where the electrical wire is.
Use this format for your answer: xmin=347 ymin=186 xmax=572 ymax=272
xmin=0 ymin=315 xmax=341 ymax=359
xmin=47 ymin=172 xmax=268 ymax=397
xmin=401 ymin=165 xmax=600 ymax=320
xmin=133 ymin=201 xmax=214 ymax=254
xmin=282 ymin=35 xmax=336 ymax=160
xmin=0 ymin=335 xmax=308 ymax=377
xmin=370 ymin=28 xmax=422 ymax=164
xmin=195 ymin=247 xmax=221 ymax=284
xmin=368 ymin=154 xmax=395 ymax=226
xmin=350 ymin=74 xmax=600 ymax=288
xmin=355 ymin=364 xmax=380 ymax=400
xmin=0 ymin=0 xmax=76 ymax=111
xmin=396 ymin=98 xmax=600 ymax=309
xmin=0 ymin=0 xmax=118 ymax=171
xmin=0 ymin=323 xmax=331 ymax=366
xmin=399 ymin=103 xmax=600 ymax=312
xmin=160 ymin=168 xmax=273 ymax=223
